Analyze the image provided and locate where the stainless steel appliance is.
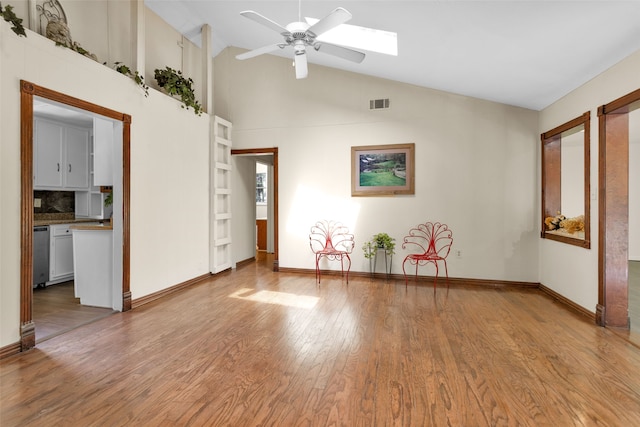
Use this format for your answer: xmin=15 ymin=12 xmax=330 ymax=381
xmin=33 ymin=226 xmax=49 ymax=288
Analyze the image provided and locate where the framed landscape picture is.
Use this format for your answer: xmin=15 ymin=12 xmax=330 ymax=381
xmin=351 ymin=143 xmax=415 ymax=196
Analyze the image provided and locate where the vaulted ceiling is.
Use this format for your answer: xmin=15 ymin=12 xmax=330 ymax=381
xmin=146 ymin=1 xmax=640 ymax=111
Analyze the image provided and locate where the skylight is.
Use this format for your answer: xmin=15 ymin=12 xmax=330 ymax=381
xmin=306 ymin=18 xmax=398 ymax=56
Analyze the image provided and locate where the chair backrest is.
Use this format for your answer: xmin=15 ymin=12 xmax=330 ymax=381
xmin=309 ymin=220 xmax=355 ymax=254
xmin=402 ymin=222 xmax=453 ymax=258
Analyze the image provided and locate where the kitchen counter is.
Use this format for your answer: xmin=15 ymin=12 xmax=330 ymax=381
xmin=34 ymin=213 xmax=108 ymax=227
xmin=70 ymin=223 xmax=113 ymax=231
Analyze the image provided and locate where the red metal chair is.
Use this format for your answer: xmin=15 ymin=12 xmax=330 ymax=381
xmin=402 ymin=222 xmax=453 ymax=288
xmin=309 ymin=220 xmax=355 ymax=283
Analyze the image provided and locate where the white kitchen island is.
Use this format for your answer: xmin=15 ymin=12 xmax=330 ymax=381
xmin=71 ymin=223 xmax=113 ymax=308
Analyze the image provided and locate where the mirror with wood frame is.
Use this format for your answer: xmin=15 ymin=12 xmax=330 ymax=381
xmin=541 ymin=111 xmax=590 ymax=248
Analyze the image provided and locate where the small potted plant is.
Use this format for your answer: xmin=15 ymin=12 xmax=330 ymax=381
xmin=362 ymin=232 xmax=395 ymax=259
xmin=104 ymin=191 xmax=113 ymax=208
xmin=104 ymin=190 xmax=113 ymax=225
xmin=363 ymin=232 xmax=395 ymax=277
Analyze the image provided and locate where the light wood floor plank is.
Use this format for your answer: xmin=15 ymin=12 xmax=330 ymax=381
xmin=3 ymin=258 xmax=640 ymax=426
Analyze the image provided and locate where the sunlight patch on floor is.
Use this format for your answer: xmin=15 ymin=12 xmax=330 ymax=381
xmin=229 ymin=288 xmax=319 ymax=309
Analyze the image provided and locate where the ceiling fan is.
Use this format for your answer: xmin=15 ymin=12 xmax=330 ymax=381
xmin=235 ymin=5 xmax=368 ymax=79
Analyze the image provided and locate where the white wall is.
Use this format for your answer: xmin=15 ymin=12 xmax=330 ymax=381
xmin=215 ymin=47 xmax=540 ymax=282
xmin=539 ymin=49 xmax=640 ymax=312
xmin=0 ymin=17 xmax=210 ymax=347
xmin=9 ymin=0 xmax=133 ymax=70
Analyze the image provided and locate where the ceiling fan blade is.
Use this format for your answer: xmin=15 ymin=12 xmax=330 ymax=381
xmin=306 ymin=18 xmax=398 ymax=56
xmin=236 ymin=44 xmax=286 ymax=60
xmin=240 ymin=10 xmax=290 ymax=36
xmin=294 ymin=52 xmax=308 ymax=79
xmin=307 ymin=7 xmax=352 ymax=38
xmin=314 ymin=42 xmax=365 ymax=63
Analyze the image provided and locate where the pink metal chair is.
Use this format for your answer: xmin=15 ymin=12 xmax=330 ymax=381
xmin=309 ymin=220 xmax=355 ymax=283
xmin=402 ymin=222 xmax=453 ymax=288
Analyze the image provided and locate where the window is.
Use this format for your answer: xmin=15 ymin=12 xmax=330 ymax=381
xmin=256 ymin=163 xmax=267 ymax=204
xmin=541 ymin=112 xmax=590 ymax=248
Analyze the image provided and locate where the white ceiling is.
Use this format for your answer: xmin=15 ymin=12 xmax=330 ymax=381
xmin=34 ymin=97 xmax=94 ymax=127
xmin=146 ymin=1 xmax=640 ymax=111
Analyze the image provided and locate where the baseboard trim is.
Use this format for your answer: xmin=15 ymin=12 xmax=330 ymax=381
xmin=20 ymin=320 xmax=36 ymax=352
xmin=132 ymin=273 xmax=212 ymax=309
xmin=281 ymin=267 xmax=598 ymax=322
xmin=277 ymin=267 xmax=539 ymax=288
xmin=0 ymin=341 xmax=22 ymax=360
xmin=235 ymin=257 xmax=256 ymax=269
xmin=538 ymin=283 xmax=596 ymax=321
xmin=596 ymin=304 xmax=605 ymax=326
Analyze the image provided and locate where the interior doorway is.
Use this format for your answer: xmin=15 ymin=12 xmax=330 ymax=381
xmin=231 ymin=148 xmax=279 ymax=271
xmin=19 ymin=81 xmax=131 ymax=351
xmin=597 ymin=88 xmax=640 ymax=336
xmin=255 ymin=160 xmax=275 ymax=253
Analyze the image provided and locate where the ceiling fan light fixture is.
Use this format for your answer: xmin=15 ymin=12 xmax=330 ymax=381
xmin=293 ymin=40 xmax=306 ymax=54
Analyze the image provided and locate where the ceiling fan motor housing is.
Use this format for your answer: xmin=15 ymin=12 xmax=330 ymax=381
xmin=286 ymin=21 xmax=313 ymax=45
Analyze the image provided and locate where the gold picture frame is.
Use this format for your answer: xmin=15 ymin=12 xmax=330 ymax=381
xmin=351 ymin=143 xmax=415 ymax=196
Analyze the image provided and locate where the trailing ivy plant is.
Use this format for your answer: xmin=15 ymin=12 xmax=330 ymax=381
xmin=362 ymin=232 xmax=396 ymax=259
xmin=108 ymin=62 xmax=149 ymax=97
xmin=55 ymin=40 xmax=98 ymax=61
xmin=0 ymin=2 xmax=26 ymax=37
xmin=154 ymin=67 xmax=202 ymax=116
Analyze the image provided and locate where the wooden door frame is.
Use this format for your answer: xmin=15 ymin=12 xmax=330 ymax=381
xmin=597 ymin=88 xmax=640 ymax=328
xmin=231 ymin=148 xmax=279 ymax=271
xmin=20 ymin=81 xmax=131 ymax=351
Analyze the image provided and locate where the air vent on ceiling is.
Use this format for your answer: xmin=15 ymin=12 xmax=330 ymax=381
xmin=370 ymin=98 xmax=390 ymax=110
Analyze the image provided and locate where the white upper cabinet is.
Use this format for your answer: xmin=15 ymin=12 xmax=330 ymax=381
xmin=65 ymin=126 xmax=90 ymax=189
xmin=33 ymin=119 xmax=64 ymax=188
xmin=33 ymin=117 xmax=90 ymax=190
xmin=93 ymin=117 xmax=114 ymax=186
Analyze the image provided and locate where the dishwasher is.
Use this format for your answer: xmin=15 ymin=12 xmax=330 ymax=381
xmin=33 ymin=226 xmax=49 ymax=288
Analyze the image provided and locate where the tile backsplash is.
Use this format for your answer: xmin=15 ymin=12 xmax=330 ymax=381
xmin=34 ymin=190 xmax=74 ymax=214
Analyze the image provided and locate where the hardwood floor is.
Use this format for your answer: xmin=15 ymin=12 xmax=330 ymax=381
xmin=33 ymin=281 xmax=115 ymax=343
xmin=3 ymin=260 xmax=640 ymax=426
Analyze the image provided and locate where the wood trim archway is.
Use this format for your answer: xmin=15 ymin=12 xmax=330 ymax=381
xmin=231 ymin=148 xmax=279 ymax=271
xmin=597 ymin=87 xmax=640 ymax=328
xmin=20 ymin=81 xmax=131 ymax=351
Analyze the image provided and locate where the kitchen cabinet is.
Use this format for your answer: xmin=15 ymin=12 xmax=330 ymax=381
xmin=75 ymin=191 xmax=109 ymax=219
xmin=72 ymin=225 xmax=113 ymax=308
xmin=93 ymin=117 xmax=114 ymax=186
xmin=48 ymin=222 xmax=100 ymax=286
xmin=33 ymin=119 xmax=63 ymax=188
xmin=33 ymin=117 xmax=90 ymax=190
xmin=64 ymin=126 xmax=91 ymax=189
xmin=48 ymin=224 xmax=75 ymax=285
xmin=75 ymin=133 xmax=113 ymax=219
